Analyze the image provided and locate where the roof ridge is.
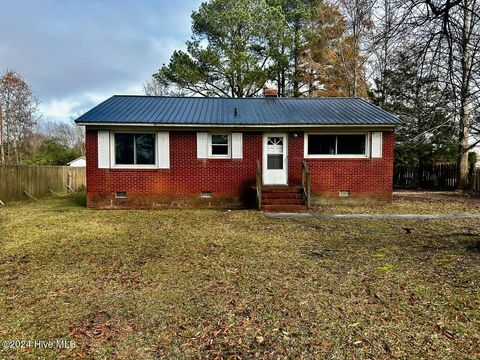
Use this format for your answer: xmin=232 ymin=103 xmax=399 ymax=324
xmin=112 ymin=94 xmax=364 ymax=100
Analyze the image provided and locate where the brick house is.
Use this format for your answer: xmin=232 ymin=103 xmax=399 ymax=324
xmin=75 ymin=94 xmax=400 ymax=211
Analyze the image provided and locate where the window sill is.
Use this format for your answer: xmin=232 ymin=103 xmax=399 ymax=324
xmin=204 ymin=156 xmax=232 ymax=160
xmin=305 ymin=155 xmax=370 ymax=160
xmin=110 ymin=165 xmax=161 ymax=169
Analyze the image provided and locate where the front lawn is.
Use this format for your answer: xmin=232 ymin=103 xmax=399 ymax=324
xmin=1 ymin=194 xmax=479 ymax=358
xmin=315 ymin=190 xmax=480 ymax=214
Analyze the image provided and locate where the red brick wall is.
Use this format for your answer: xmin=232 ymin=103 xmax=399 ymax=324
xmin=288 ymin=131 xmax=395 ymax=201
xmin=86 ymin=130 xmax=262 ymax=208
xmin=86 ymin=130 xmax=394 ymax=208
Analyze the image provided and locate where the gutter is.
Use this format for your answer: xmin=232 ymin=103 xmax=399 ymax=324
xmin=75 ymin=122 xmax=398 ymax=129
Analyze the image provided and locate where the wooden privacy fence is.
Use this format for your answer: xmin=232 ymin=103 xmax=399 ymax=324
xmin=0 ymin=165 xmax=86 ymax=203
xmin=472 ymin=169 xmax=480 ymax=192
xmin=394 ymin=163 xmax=458 ymax=190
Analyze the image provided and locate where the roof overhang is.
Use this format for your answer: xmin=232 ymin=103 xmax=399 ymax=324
xmin=76 ymin=122 xmax=397 ymax=129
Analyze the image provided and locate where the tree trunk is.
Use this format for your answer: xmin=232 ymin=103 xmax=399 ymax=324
xmin=457 ymin=123 xmax=470 ymax=189
xmin=380 ymin=0 xmax=390 ymax=105
xmin=280 ymin=43 xmax=286 ymax=97
xmin=292 ymin=23 xmax=300 ymax=97
xmin=352 ymin=0 xmax=358 ymax=97
xmin=456 ymin=1 xmax=473 ymax=190
xmin=277 ymin=72 xmax=281 ymax=96
xmin=0 ymin=103 xmax=4 ymax=164
xmin=457 ymin=87 xmax=471 ymax=189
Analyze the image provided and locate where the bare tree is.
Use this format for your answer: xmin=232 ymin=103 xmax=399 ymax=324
xmin=334 ymin=0 xmax=377 ymax=96
xmin=144 ymin=77 xmax=184 ymax=97
xmin=39 ymin=118 xmax=85 ymax=155
xmin=392 ymin=0 xmax=480 ymax=189
xmin=0 ymin=99 xmax=4 ymax=164
xmin=369 ymin=0 xmax=411 ymax=104
xmin=300 ymin=1 xmax=372 ymax=97
xmin=0 ymin=70 xmax=39 ymax=164
xmin=144 ymin=78 xmax=170 ymax=96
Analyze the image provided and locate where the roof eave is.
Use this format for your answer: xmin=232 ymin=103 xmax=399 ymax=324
xmin=76 ymin=121 xmax=398 ymax=128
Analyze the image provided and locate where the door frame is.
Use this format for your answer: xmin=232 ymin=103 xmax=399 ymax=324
xmin=262 ymin=132 xmax=288 ymax=186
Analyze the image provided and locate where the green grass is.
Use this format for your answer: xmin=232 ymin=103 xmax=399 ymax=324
xmin=1 ymin=194 xmax=480 ymax=359
xmin=314 ymin=190 xmax=480 ymax=214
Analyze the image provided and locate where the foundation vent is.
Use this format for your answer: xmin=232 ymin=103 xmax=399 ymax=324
xmin=115 ymin=191 xmax=127 ymax=199
xmin=201 ymin=192 xmax=212 ymax=198
xmin=339 ymin=190 xmax=350 ymax=197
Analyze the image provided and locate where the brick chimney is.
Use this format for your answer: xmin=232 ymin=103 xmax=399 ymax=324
xmin=264 ymin=88 xmax=278 ymax=98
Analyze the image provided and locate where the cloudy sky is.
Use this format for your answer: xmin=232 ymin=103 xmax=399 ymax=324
xmin=0 ymin=0 xmax=202 ymax=123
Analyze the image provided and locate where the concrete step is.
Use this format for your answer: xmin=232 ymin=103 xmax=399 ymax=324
xmin=263 ymin=198 xmax=305 ymax=205
xmin=263 ymin=204 xmax=307 ymax=212
xmin=262 ymin=186 xmax=302 ymax=193
xmin=262 ymin=192 xmax=303 ymax=199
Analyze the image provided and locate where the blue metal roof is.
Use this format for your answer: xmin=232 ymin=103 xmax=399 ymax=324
xmin=75 ymin=95 xmax=401 ymax=126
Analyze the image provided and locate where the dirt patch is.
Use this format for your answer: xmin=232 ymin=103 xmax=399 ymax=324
xmin=69 ymin=311 xmax=136 ymax=342
xmin=68 ymin=311 xmax=137 ymax=357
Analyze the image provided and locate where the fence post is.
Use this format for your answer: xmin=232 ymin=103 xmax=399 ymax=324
xmin=67 ymin=171 xmax=72 ymax=192
xmin=476 ymin=169 xmax=480 ymax=192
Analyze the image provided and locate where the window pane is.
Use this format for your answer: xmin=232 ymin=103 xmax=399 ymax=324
xmin=308 ymin=135 xmax=336 ymax=155
xmin=268 ymin=137 xmax=283 ymax=146
xmin=267 ymin=154 xmax=283 ymax=169
xmin=136 ymin=134 xmax=155 ymax=164
xmin=337 ymin=134 xmax=366 ymax=155
xmin=212 ymin=145 xmax=229 ymax=155
xmin=211 ymin=134 xmax=229 ymax=156
xmin=115 ymin=133 xmax=134 ymax=164
xmin=212 ymin=134 xmax=228 ymax=145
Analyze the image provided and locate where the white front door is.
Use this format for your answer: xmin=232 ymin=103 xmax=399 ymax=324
xmin=263 ymin=133 xmax=288 ymax=185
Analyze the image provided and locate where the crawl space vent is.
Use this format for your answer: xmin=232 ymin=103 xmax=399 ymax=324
xmin=339 ymin=190 xmax=350 ymax=197
xmin=115 ymin=191 xmax=127 ymax=199
xmin=201 ymin=192 xmax=212 ymax=198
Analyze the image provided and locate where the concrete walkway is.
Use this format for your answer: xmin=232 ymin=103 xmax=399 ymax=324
xmin=267 ymin=213 xmax=480 ymax=220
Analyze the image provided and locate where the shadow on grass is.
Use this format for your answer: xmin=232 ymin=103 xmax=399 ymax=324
xmin=466 ymin=240 xmax=480 ymax=252
xmin=68 ymin=192 xmax=87 ymax=207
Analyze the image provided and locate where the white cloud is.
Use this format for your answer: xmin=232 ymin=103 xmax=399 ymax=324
xmin=0 ymin=0 xmax=202 ymax=123
xmin=40 ymin=98 xmax=81 ymax=119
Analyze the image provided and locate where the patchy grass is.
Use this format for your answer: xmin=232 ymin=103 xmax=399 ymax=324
xmin=314 ymin=190 xmax=480 ymax=214
xmin=1 ymin=194 xmax=480 ymax=359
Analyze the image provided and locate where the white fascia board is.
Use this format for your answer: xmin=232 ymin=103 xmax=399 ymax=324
xmin=77 ymin=122 xmax=395 ymax=129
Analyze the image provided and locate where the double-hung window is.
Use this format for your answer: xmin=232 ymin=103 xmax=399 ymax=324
xmin=209 ymin=133 xmax=230 ymax=158
xmin=306 ymin=134 xmax=367 ymax=157
xmin=114 ymin=133 xmax=156 ymax=165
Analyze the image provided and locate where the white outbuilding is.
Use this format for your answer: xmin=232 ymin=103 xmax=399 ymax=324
xmin=67 ymin=156 xmax=86 ymax=167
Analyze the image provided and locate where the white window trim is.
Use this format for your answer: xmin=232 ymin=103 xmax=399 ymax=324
xmin=208 ymin=132 xmax=231 ymax=159
xmin=110 ymin=131 xmax=159 ymax=169
xmin=304 ymin=132 xmax=370 ymax=159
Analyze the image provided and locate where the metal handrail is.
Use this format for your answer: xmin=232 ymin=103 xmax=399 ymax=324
xmin=301 ymin=160 xmax=311 ymax=209
xmin=256 ymin=160 xmax=262 ymax=210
